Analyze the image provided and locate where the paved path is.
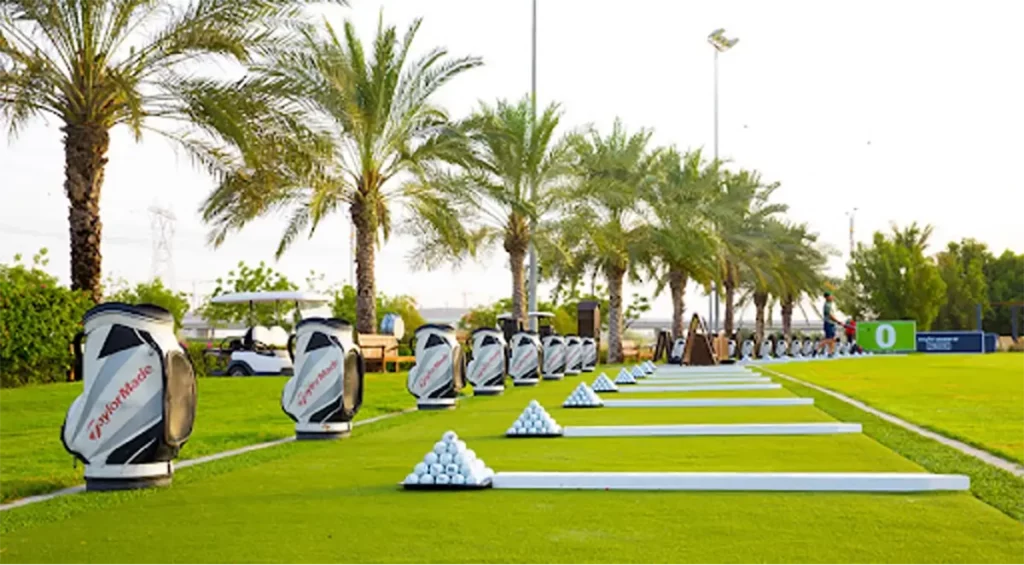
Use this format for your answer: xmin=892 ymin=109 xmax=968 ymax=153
xmin=756 ymin=366 xmax=1024 ymax=477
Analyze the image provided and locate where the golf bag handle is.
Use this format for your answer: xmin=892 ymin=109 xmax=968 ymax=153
xmin=72 ymin=330 xmax=85 ymax=383
xmin=287 ymin=334 xmax=297 ymax=362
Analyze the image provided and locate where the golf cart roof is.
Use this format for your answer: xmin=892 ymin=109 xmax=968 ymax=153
xmin=495 ymin=313 xmax=517 ymax=320
xmin=210 ymin=291 xmax=331 ymax=305
xmin=527 ymin=311 xmax=555 ymax=318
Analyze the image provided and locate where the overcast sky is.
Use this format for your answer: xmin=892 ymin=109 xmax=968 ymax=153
xmin=1 ymin=0 xmax=1021 ymax=323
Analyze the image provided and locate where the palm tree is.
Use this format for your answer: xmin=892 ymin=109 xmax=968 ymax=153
xmin=559 ymin=120 xmax=655 ymax=363
xmin=200 ymin=16 xmax=481 ymax=333
xmin=642 ymin=148 xmax=721 ymax=339
xmin=405 ymin=95 xmax=572 ymax=322
xmin=773 ymin=222 xmax=831 ymax=340
xmin=1 ymin=0 xmax=333 ymax=302
xmin=709 ymin=169 xmax=787 ymax=336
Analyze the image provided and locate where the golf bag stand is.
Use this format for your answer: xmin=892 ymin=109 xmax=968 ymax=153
xmin=466 ymin=328 xmax=507 ymax=395
xmin=541 ymin=334 xmax=567 ymax=380
xmin=407 ymin=324 xmax=466 ymax=410
xmin=564 ymin=335 xmax=583 ymax=376
xmin=282 ymin=318 xmax=364 ymax=439
xmin=61 ymin=303 xmax=197 ymax=491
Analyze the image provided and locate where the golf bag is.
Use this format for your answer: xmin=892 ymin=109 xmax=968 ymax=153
xmin=802 ymin=340 xmax=815 ymax=358
xmin=564 ymin=335 xmax=583 ymax=375
xmin=728 ymin=340 xmax=737 ymax=359
xmin=509 ymin=332 xmax=542 ymax=386
xmin=466 ymin=328 xmax=507 ymax=395
xmin=790 ymin=339 xmax=803 ymax=358
xmin=407 ymin=324 xmax=466 ymax=409
xmin=759 ymin=339 xmax=773 ymax=359
xmin=541 ymin=334 xmax=567 ymax=380
xmin=775 ymin=339 xmax=789 ymax=358
xmin=282 ymin=318 xmax=364 ymax=439
xmin=581 ymin=337 xmax=598 ymax=372
xmin=61 ymin=303 xmax=197 ymax=491
xmin=668 ymin=337 xmax=686 ymax=364
xmin=741 ymin=340 xmax=755 ymax=361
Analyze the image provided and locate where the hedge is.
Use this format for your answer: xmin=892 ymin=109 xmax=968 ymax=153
xmin=0 ymin=251 xmax=94 ymax=388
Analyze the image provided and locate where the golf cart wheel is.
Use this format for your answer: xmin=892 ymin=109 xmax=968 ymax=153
xmin=228 ymin=364 xmax=250 ymax=377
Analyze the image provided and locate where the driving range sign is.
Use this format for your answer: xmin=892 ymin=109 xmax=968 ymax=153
xmin=857 ymin=321 xmax=917 ymax=352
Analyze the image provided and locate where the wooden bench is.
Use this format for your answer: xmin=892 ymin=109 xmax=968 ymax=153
xmin=621 ymin=340 xmax=654 ymax=362
xmin=383 ymin=355 xmax=416 ymax=373
xmin=358 ymin=334 xmax=399 ymax=372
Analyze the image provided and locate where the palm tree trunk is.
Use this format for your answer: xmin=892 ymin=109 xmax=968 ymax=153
xmin=754 ymin=291 xmax=768 ymax=343
xmin=668 ymin=269 xmax=687 ymax=339
xmin=64 ymin=124 xmax=109 ymax=303
xmin=723 ymin=264 xmax=736 ymax=336
xmin=351 ymin=204 xmax=377 ymax=334
xmin=781 ymin=295 xmax=794 ymax=340
xmin=606 ymin=266 xmax=626 ymax=364
xmin=509 ymin=245 xmax=527 ymax=322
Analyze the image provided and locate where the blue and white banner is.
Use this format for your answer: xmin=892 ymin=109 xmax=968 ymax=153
xmin=915 ymin=331 xmax=997 ymax=353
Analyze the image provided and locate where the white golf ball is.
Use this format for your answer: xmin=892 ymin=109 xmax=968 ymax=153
xmin=405 ymin=473 xmax=419 ymax=484
xmin=446 ymin=442 xmax=460 ymax=455
xmin=435 ymin=474 xmax=451 ymax=485
xmin=484 ymin=467 xmax=494 ymax=477
xmin=414 ymin=462 xmax=428 ymax=475
xmin=452 ymin=474 xmax=466 ymax=485
xmin=454 ymin=440 xmax=467 ymax=452
xmin=464 ymin=449 xmax=477 ymax=462
xmin=439 ymin=453 xmax=453 ymax=465
xmin=459 ymin=463 xmax=472 ymax=476
xmin=419 ymin=474 xmax=435 ymax=485
xmin=529 ymin=400 xmax=539 ymax=407
xmin=424 ymin=452 xmax=439 ymax=465
xmin=433 ymin=441 xmax=447 ymax=455
xmin=429 ymin=463 xmax=443 ymax=476
xmin=506 ymin=427 xmax=516 ymax=435
xmin=528 ymin=426 xmax=537 ymax=434
xmin=445 ymin=463 xmax=459 ymax=475
xmin=442 ymin=431 xmax=458 ymax=442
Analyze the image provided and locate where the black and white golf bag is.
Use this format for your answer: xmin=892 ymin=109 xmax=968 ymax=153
xmin=581 ymin=337 xmax=598 ymax=372
xmin=802 ymin=340 xmax=815 ymax=358
xmin=407 ymin=324 xmax=466 ymax=409
xmin=61 ymin=303 xmax=196 ymax=491
xmin=541 ymin=334 xmax=567 ymax=380
xmin=790 ymin=339 xmax=803 ymax=358
xmin=775 ymin=339 xmax=789 ymax=358
xmin=728 ymin=340 xmax=737 ymax=359
xmin=509 ymin=332 xmax=542 ymax=386
xmin=564 ymin=335 xmax=583 ymax=376
xmin=282 ymin=318 xmax=364 ymax=439
xmin=759 ymin=339 xmax=773 ymax=359
xmin=837 ymin=342 xmax=850 ymax=356
xmin=668 ymin=337 xmax=686 ymax=364
xmin=741 ymin=340 xmax=755 ymax=361
xmin=466 ymin=328 xmax=507 ymax=395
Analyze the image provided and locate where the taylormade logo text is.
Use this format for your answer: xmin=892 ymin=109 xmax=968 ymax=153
xmin=298 ymin=359 xmax=338 ymax=407
xmin=88 ymin=365 xmax=153 ymax=441
xmin=417 ymin=352 xmax=450 ymax=389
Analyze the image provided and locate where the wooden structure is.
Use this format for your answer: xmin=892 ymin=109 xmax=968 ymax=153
xmin=357 ymin=334 xmax=400 ymax=372
xmin=682 ymin=314 xmax=718 ymax=366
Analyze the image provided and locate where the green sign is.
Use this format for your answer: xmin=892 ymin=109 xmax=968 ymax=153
xmin=857 ymin=321 xmax=917 ymax=352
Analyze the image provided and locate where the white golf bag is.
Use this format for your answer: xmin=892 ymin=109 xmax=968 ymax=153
xmin=564 ymin=335 xmax=583 ymax=375
xmin=466 ymin=328 xmax=507 ymax=395
xmin=541 ymin=334 xmax=567 ymax=380
xmin=581 ymin=337 xmax=598 ymax=372
xmin=802 ymin=340 xmax=815 ymax=358
xmin=775 ymin=339 xmax=789 ymax=358
xmin=282 ymin=318 xmax=364 ymax=439
xmin=61 ymin=303 xmax=197 ymax=491
xmin=728 ymin=340 xmax=737 ymax=359
xmin=509 ymin=332 xmax=542 ymax=386
xmin=741 ymin=340 xmax=755 ymax=361
xmin=759 ymin=339 xmax=773 ymax=359
xmin=790 ymin=340 xmax=803 ymax=358
xmin=407 ymin=324 xmax=466 ymax=409
xmin=668 ymin=337 xmax=686 ymax=364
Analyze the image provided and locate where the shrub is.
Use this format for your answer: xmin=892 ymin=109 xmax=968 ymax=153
xmin=185 ymin=341 xmax=226 ymax=378
xmin=0 ymin=249 xmax=94 ymax=388
xmin=106 ymin=278 xmax=190 ymax=331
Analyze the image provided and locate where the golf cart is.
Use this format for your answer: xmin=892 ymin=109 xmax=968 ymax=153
xmin=205 ymin=291 xmax=332 ymax=376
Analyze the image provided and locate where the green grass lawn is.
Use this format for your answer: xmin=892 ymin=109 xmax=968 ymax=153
xmin=2 ymin=368 xmax=1022 ymax=563
xmin=762 ymin=354 xmax=1024 ymax=463
xmin=0 ymin=373 xmax=411 ymax=503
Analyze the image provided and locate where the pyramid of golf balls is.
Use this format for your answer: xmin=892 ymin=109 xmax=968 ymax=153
xmin=402 ymin=431 xmax=494 ymax=487
xmin=642 ymin=361 xmax=655 ymax=375
xmin=614 ymin=367 xmax=637 ymax=385
xmin=591 ymin=373 xmax=618 ymax=392
xmin=507 ymin=400 xmax=563 ymax=436
xmin=631 ymin=365 xmax=647 ymax=379
xmin=563 ymin=382 xmax=603 ymax=408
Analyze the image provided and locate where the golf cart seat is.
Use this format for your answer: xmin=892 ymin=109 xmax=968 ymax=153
xmin=249 ymin=325 xmax=273 ymax=349
xmin=267 ymin=325 xmax=290 ymax=348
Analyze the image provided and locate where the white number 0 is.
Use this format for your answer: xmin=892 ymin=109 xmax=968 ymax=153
xmin=876 ymin=324 xmax=897 ymax=349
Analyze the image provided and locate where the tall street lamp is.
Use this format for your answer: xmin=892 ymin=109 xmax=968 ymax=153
xmin=527 ymin=0 xmax=539 ymax=330
xmin=707 ymin=28 xmax=739 ymax=333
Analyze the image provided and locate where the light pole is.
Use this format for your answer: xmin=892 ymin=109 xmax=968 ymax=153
xmin=707 ymin=28 xmax=738 ymax=333
xmin=845 ymin=207 xmax=858 ymax=258
xmin=527 ymin=0 xmax=539 ymax=330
